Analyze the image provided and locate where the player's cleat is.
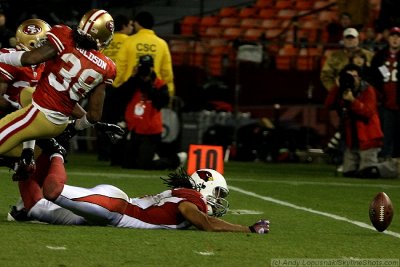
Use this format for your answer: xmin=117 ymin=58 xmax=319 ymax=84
xmin=12 ymin=148 xmax=35 ymax=181
xmin=7 ymin=206 xmax=32 ymax=222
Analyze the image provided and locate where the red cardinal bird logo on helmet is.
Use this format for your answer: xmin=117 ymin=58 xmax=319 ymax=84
xmin=196 ymin=170 xmax=214 ymax=182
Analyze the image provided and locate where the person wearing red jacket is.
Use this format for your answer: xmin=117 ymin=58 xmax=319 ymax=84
xmin=117 ymin=55 xmax=183 ymax=170
xmin=325 ymin=64 xmax=397 ymax=178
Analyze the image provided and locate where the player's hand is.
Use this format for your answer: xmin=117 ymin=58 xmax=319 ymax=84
xmin=249 ymin=219 xmax=270 ymax=234
xmin=95 ymin=122 xmax=125 ymax=144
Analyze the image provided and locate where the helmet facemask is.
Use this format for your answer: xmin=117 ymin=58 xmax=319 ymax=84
xmin=205 ymin=186 xmax=229 ymax=217
xmin=190 ymin=169 xmax=230 ymax=217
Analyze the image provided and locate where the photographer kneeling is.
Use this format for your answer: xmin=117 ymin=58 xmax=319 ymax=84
xmin=325 ymin=64 xmax=397 ymax=178
xmin=118 ymin=55 xmax=182 ymax=170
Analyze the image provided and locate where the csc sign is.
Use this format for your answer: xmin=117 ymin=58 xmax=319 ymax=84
xmin=136 ymin=43 xmax=156 ymax=52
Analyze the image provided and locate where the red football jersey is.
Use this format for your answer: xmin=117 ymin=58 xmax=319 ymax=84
xmin=32 ymin=25 xmax=116 ymax=116
xmin=0 ymin=48 xmax=45 ymax=103
xmin=121 ymin=188 xmax=208 ymax=228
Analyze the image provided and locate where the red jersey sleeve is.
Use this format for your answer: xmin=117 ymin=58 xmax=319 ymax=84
xmin=172 ymin=188 xmax=208 ymax=214
xmin=46 ymin=25 xmax=74 ymax=54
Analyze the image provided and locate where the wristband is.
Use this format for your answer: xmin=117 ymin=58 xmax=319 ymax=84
xmin=249 ymin=225 xmax=256 ymax=233
xmin=74 ymin=115 xmax=95 ymax=130
xmin=0 ymin=51 xmax=25 ymax=67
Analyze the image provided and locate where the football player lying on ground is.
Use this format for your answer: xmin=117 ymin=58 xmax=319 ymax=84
xmin=9 ymin=141 xmax=270 ymax=234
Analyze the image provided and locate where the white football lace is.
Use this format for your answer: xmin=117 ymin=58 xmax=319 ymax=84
xmin=379 ymin=205 xmax=385 ymax=222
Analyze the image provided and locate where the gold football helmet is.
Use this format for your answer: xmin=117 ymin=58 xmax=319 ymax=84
xmin=16 ymin=19 xmax=52 ymax=51
xmin=78 ymin=9 xmax=114 ymax=50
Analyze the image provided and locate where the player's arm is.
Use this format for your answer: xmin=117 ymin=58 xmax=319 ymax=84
xmin=71 ymin=103 xmax=87 ymax=119
xmin=0 ymin=43 xmax=57 ymax=67
xmin=85 ymin=84 xmax=106 ymax=123
xmin=178 ymin=201 xmax=251 ymax=233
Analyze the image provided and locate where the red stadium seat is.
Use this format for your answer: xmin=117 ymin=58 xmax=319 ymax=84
xmin=202 ymin=27 xmax=223 ymax=38
xmin=275 ymin=45 xmax=297 ymax=70
xmin=257 ymin=8 xmax=276 ymax=19
xmin=295 ymin=0 xmax=314 ymax=10
xmin=277 ymin=9 xmax=297 ymax=20
xmin=188 ymin=42 xmax=207 ymax=67
xmin=219 ymin=7 xmax=238 ymax=17
xmin=254 ymin=0 xmax=275 ymax=9
xmin=260 ymin=19 xmax=282 ymax=29
xmin=275 ymin=0 xmax=293 ymax=9
xmin=222 ymin=27 xmax=244 ymax=40
xmin=296 ymin=47 xmax=323 ymax=71
xmin=198 ymin=16 xmax=219 ymax=36
xmin=238 ymin=7 xmax=258 ymax=18
xmin=240 ymin=18 xmax=262 ymax=29
xmin=170 ymin=42 xmax=190 ymax=65
xmin=243 ymin=28 xmax=265 ymax=41
xmin=180 ymin=16 xmax=201 ymax=36
xmin=219 ymin=17 xmax=240 ymax=28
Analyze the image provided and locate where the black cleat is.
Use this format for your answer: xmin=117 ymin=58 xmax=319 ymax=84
xmin=36 ymin=138 xmax=67 ymax=160
xmin=7 ymin=206 xmax=33 ymax=222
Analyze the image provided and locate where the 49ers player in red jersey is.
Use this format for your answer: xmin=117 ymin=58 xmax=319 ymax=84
xmin=0 ymin=9 xmax=116 ymax=180
xmin=0 ymin=19 xmax=51 ymax=179
xmin=0 ymin=19 xmax=51 ymax=114
xmin=9 ymin=142 xmax=270 ymax=234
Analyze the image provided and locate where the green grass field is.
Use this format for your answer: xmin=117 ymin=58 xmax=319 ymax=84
xmin=1 ymin=153 xmax=399 ymax=267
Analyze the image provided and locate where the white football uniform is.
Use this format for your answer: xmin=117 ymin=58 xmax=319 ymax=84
xmin=28 ymin=185 xmax=208 ymax=229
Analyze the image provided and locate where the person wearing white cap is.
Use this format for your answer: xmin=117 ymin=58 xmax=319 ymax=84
xmin=321 ymin=27 xmax=374 ymax=174
xmin=321 ymin=27 xmax=374 ymax=92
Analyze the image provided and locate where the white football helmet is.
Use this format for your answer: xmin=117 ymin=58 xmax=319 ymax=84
xmin=190 ymin=169 xmax=229 ymax=217
xmin=16 ymin=19 xmax=51 ymax=51
xmin=77 ymin=9 xmax=114 ymax=50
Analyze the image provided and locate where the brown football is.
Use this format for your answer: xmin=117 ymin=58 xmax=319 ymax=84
xmin=369 ymin=192 xmax=394 ymax=232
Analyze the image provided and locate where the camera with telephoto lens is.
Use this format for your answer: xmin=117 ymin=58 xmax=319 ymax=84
xmin=339 ymin=72 xmax=355 ymax=94
xmin=137 ymin=55 xmax=154 ymax=77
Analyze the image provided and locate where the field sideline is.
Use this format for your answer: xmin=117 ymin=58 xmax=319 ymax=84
xmin=0 ymin=153 xmax=399 ymax=267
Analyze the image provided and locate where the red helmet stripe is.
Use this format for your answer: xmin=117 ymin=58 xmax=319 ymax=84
xmin=82 ymin=9 xmax=107 ymax=34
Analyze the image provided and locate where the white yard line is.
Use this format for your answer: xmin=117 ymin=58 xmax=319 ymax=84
xmin=230 ymin=185 xmax=400 ymax=239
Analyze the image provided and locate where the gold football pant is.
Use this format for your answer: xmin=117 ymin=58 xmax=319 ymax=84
xmin=0 ymin=104 xmax=67 ymax=157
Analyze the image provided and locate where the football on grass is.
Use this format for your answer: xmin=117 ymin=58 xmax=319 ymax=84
xmin=369 ymin=192 xmax=394 ymax=232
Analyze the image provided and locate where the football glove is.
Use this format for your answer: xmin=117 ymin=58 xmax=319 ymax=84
xmin=249 ymin=219 xmax=270 ymax=234
xmin=55 ymin=121 xmax=78 ymax=147
xmin=95 ymin=122 xmax=125 ymax=144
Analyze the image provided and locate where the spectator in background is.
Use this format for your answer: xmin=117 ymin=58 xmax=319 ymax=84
xmin=321 ymin=28 xmax=374 ymax=92
xmin=117 ymin=55 xmax=184 ymax=170
xmin=337 ymin=0 xmax=370 ymax=30
xmin=361 ymin=27 xmax=379 ymax=52
xmin=369 ymin=27 xmax=400 ymax=160
xmin=102 ymin=14 xmax=134 ymax=62
xmin=325 ymin=64 xmax=397 ymax=178
xmin=326 ymin=12 xmax=354 ymax=45
xmin=350 ymin=49 xmax=370 ymax=78
xmin=97 ymin=14 xmax=134 ymax=161
xmin=0 ymin=12 xmax=14 ymax=48
xmin=114 ymin=11 xmax=175 ymax=97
